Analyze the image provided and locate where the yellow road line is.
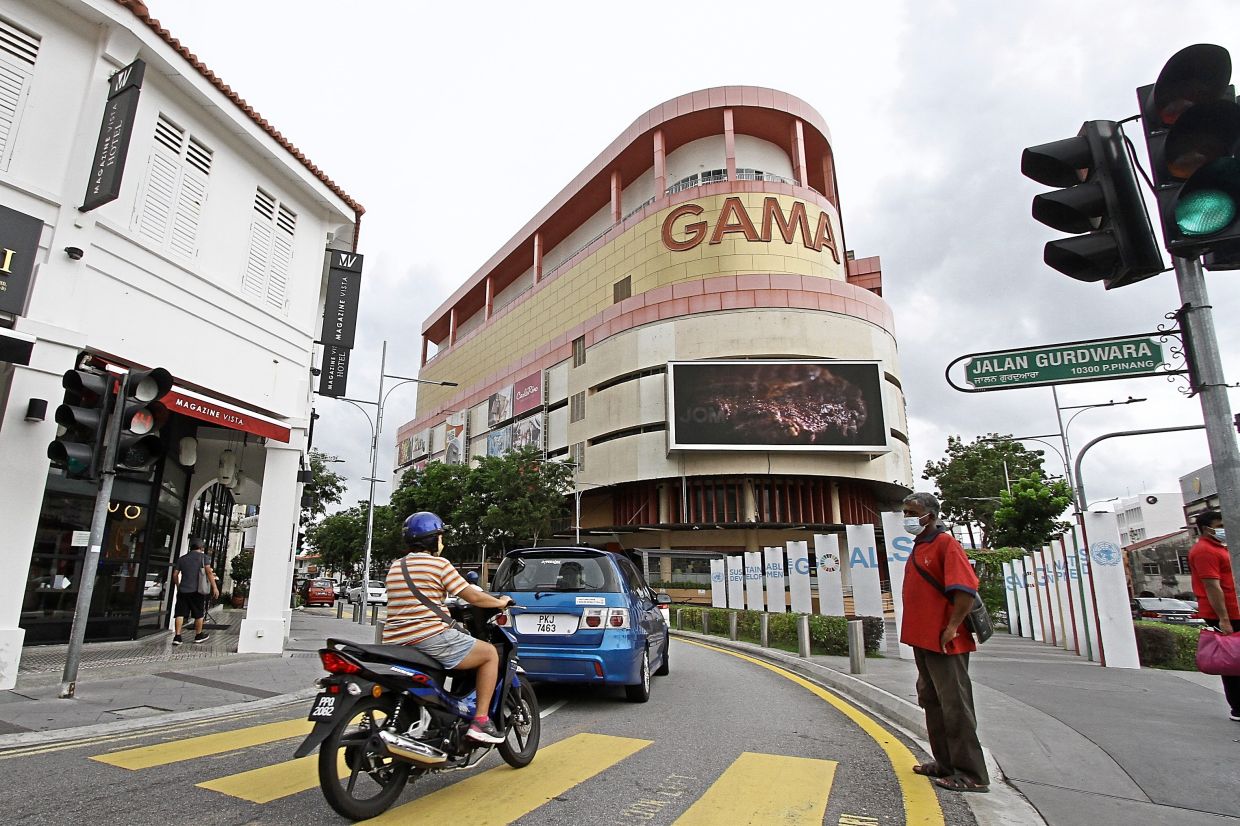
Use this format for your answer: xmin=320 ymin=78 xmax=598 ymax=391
xmin=90 ymin=718 xmax=312 ymax=770
xmin=672 ymin=751 xmax=837 ymax=826
xmin=197 ymin=751 xmax=346 ymax=804
xmin=366 ymin=732 xmax=652 ymax=825
xmin=681 ymin=639 xmax=944 ymax=826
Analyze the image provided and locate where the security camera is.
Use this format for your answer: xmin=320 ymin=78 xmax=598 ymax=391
xmin=64 ymin=246 xmax=84 ymax=260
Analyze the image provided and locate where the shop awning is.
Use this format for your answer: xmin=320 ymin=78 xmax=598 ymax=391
xmin=163 ymin=388 xmax=291 ymax=443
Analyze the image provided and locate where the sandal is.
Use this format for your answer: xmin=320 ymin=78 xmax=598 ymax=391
xmin=933 ymin=775 xmax=989 ymax=793
xmin=912 ymin=762 xmax=951 ymax=778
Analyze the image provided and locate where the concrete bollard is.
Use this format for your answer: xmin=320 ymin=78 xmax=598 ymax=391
xmin=797 ymin=614 xmax=811 ymax=658
xmin=760 ymin=613 xmax=770 ymax=647
xmin=702 ymin=611 xmax=710 ymax=636
xmin=336 ymin=599 xmax=345 ymax=619
xmin=675 ymin=608 xmax=683 ymax=630
xmin=848 ymin=619 xmax=866 ymax=674
xmin=374 ymin=620 xmax=385 ymax=644
xmin=370 ymin=603 xmax=380 ymax=626
xmin=352 ymin=602 xmax=362 ymax=623
xmin=729 ymin=612 xmax=738 ymax=641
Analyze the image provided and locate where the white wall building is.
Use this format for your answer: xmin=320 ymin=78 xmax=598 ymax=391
xmin=0 ymin=0 xmax=361 ymax=688
xmin=1115 ymin=492 xmax=1186 ymax=546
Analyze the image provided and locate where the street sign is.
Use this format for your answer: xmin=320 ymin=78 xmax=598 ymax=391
xmin=948 ymin=333 xmax=1174 ymax=392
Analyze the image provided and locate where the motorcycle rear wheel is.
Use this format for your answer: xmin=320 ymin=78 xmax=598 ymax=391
xmin=318 ymin=695 xmax=413 ymax=821
xmin=498 ymin=674 xmax=540 ymax=768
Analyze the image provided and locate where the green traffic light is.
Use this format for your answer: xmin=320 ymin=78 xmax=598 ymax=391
xmin=1176 ymin=188 xmax=1237 ymax=236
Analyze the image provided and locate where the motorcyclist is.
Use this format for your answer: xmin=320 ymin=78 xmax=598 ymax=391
xmin=383 ymin=511 xmax=513 ymax=744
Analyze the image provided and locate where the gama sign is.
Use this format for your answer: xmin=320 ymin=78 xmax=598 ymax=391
xmin=661 ymin=197 xmax=839 ymax=263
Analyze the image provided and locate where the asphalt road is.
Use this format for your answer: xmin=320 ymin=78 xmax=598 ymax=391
xmin=1 ymin=640 xmax=975 ymax=825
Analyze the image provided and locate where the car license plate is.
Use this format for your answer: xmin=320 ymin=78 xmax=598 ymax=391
xmin=1167 ymin=616 xmax=1185 ymax=622
xmin=307 ymin=692 xmax=339 ymax=721
xmin=515 ymin=613 xmax=575 ymax=635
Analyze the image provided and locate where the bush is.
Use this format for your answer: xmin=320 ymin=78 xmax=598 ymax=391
xmin=675 ymin=607 xmax=883 ymax=656
xmin=651 ymin=581 xmax=708 ymax=590
xmin=1134 ymin=621 xmax=1201 ymax=670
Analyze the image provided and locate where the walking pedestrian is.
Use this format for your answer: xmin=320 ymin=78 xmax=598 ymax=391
xmin=900 ymin=492 xmax=990 ymax=793
xmin=172 ymin=537 xmax=219 ymax=645
xmin=1188 ymin=509 xmax=1240 ymax=721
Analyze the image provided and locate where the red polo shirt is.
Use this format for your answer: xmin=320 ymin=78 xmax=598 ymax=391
xmin=1189 ymin=535 xmax=1240 ymax=621
xmin=900 ymin=528 xmax=979 ymax=654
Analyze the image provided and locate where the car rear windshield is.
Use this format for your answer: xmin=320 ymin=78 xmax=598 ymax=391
xmin=1137 ymin=598 xmax=1193 ymax=610
xmin=493 ymin=553 xmax=621 ymax=593
xmin=368 ymin=581 xmax=384 ymax=589
xmin=312 ymin=580 xmax=333 ymax=587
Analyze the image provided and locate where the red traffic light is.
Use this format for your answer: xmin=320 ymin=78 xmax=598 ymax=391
xmin=1151 ymin=44 xmax=1232 ymax=127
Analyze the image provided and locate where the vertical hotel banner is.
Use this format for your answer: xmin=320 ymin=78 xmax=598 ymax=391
xmin=81 ymin=59 xmax=145 ymax=212
xmin=318 ymin=250 xmax=363 ymax=397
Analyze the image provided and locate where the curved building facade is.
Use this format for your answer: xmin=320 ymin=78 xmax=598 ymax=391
xmin=395 ymin=87 xmax=912 ymax=564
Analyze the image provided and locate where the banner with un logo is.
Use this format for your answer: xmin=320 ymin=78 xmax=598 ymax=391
xmin=710 ymin=558 xmax=727 ymax=608
xmin=1082 ymin=512 xmax=1139 ymax=669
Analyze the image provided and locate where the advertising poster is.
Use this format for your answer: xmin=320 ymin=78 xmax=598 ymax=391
xmin=785 ymin=540 xmax=812 ymax=615
xmin=513 ymin=370 xmax=543 ymax=415
xmin=487 ymin=424 xmax=513 ymax=456
xmin=396 ymin=437 xmax=413 ymax=466
xmin=511 ymin=413 xmax=543 ymax=451
xmin=444 ymin=412 xmax=467 ymax=465
xmin=409 ymin=429 xmax=429 ymax=458
xmin=814 ymin=534 xmax=845 ymax=616
xmin=488 ymin=384 xmax=514 ymax=428
xmin=666 ymin=360 xmax=888 ymax=451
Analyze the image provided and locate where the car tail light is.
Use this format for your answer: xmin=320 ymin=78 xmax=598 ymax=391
xmin=580 ymin=608 xmax=604 ymax=629
xmin=1192 ymin=611 xmax=1203 ymax=619
xmin=321 ymin=650 xmax=362 ymax=675
xmin=495 ymin=611 xmax=509 ymax=626
xmin=1139 ymin=610 xmax=1162 ymax=619
xmin=607 ymin=608 xmax=630 ymax=629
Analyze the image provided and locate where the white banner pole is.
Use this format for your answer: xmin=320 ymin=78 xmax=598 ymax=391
xmin=846 ymin=524 xmax=884 ymax=618
xmin=743 ymin=551 xmax=765 ymax=612
xmin=814 ymin=534 xmax=845 ymax=616
xmin=763 ymin=546 xmax=787 ymax=613
xmin=1082 ymin=512 xmax=1140 ymax=669
xmin=709 ymin=558 xmax=727 ymax=609
xmin=786 ymin=541 xmax=813 ymax=615
xmin=726 ymin=556 xmax=744 ymax=609
xmin=879 ymin=511 xmax=914 ymax=659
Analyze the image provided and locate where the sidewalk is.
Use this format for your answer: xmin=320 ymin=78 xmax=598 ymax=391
xmin=676 ymin=627 xmax=1240 ymax=826
xmin=0 ymin=607 xmax=381 ymax=739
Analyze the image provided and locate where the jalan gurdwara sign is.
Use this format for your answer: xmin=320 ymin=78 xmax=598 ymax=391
xmin=947 ymin=334 xmax=1174 ymax=392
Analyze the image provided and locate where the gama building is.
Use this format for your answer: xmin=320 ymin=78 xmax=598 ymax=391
xmin=394 ymin=87 xmax=912 ymax=575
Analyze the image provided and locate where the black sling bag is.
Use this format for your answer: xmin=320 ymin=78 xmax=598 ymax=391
xmin=910 ymin=552 xmax=994 ymax=644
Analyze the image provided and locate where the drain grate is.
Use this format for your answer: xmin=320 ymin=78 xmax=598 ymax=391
xmin=109 ymin=705 xmax=173 ymax=719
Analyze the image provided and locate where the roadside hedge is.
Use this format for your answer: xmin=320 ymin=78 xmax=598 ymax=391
xmin=676 ymin=607 xmax=884 ymax=656
xmin=1133 ymin=621 xmax=1200 ymax=671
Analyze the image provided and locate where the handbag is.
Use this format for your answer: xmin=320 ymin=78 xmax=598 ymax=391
xmin=399 ymin=558 xmax=473 ymax=636
xmin=911 ymin=553 xmax=994 ymax=644
xmin=1197 ymin=628 xmax=1240 ymax=676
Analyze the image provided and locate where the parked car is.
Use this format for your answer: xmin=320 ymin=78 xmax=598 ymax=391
xmin=300 ymin=578 xmax=337 ymax=607
xmin=1131 ymin=597 xmax=1205 ymax=626
xmin=346 ymin=580 xmax=387 ymax=605
xmin=143 ymin=579 xmax=164 ymax=600
xmin=335 ymin=580 xmax=351 ymax=600
xmin=492 ymin=547 xmax=670 ymax=702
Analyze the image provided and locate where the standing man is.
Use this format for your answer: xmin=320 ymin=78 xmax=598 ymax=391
xmin=172 ymin=537 xmax=219 ymax=645
xmin=1188 ymin=510 xmax=1240 ymax=721
xmin=900 ymin=492 xmax=989 ymax=793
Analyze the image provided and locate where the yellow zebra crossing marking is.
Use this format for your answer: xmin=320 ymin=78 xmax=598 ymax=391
xmin=672 ymin=752 xmax=837 ymax=826
xmin=196 ymin=751 xmax=347 ymax=804
xmin=90 ymin=718 xmax=312 ymax=770
xmin=364 ymin=732 xmax=651 ymax=825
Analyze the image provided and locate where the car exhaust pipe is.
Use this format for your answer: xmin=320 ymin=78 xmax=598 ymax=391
xmin=377 ymin=730 xmax=448 ymax=765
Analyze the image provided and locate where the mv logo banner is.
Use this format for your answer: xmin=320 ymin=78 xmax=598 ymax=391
xmin=81 ymin=59 xmax=146 ymax=212
xmin=322 ymin=250 xmax=364 ymax=350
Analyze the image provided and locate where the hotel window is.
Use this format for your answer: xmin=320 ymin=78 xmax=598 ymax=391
xmin=613 ymin=276 xmax=631 ymax=304
xmin=572 ymin=335 xmax=586 ymax=367
xmin=569 ymin=391 xmax=586 ymax=423
xmin=241 ymin=187 xmax=296 ymax=313
xmin=700 ymin=168 xmax=727 ymax=184
xmin=0 ymin=17 xmax=38 ymax=170
xmin=135 ymin=115 xmax=213 ymax=258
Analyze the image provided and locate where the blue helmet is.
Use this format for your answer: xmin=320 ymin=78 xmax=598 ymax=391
xmin=402 ymin=511 xmax=445 ymax=548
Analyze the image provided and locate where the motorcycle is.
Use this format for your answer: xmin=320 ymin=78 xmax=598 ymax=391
xmin=294 ymin=603 xmax=539 ymax=820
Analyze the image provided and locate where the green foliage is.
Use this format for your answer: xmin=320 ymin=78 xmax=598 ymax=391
xmin=923 ymin=435 xmax=1048 ymax=547
xmin=651 ymin=581 xmax=709 ymax=590
xmin=967 ymin=547 xmax=1027 ymax=614
xmin=991 ymin=473 xmax=1073 ymax=551
xmin=307 ymin=505 xmax=367 ymax=578
xmin=675 ymin=607 xmax=883 ymax=655
xmin=301 ymin=450 xmax=347 ymax=526
xmin=1134 ymin=621 xmax=1200 ymax=671
xmin=229 ymin=548 xmax=253 ymax=596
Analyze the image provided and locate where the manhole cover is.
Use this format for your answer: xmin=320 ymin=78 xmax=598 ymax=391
xmin=109 ymin=705 xmax=172 ymax=718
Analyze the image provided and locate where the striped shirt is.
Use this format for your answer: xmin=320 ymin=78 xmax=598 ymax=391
xmin=382 ymin=553 xmax=470 ymax=645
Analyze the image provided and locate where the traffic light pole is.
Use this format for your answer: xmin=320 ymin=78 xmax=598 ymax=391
xmin=1175 ymin=255 xmax=1240 ymax=573
xmin=59 ymin=372 xmax=129 ymax=699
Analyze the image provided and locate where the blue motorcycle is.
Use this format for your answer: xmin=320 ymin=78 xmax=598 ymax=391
xmin=294 ymin=604 xmax=539 ymax=820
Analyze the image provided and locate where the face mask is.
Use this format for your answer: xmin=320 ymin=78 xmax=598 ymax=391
xmin=1215 ymin=528 xmax=1227 ymax=544
xmin=903 ymin=516 xmax=924 ymax=535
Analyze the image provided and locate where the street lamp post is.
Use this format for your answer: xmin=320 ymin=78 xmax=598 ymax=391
xmin=331 ymin=340 xmax=457 ymax=622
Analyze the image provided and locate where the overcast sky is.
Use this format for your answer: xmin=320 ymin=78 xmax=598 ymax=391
xmin=148 ymin=0 xmax=1240 ymax=514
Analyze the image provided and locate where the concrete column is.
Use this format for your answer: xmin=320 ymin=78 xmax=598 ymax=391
xmin=653 ymin=129 xmax=666 ymax=195
xmin=657 ymin=483 xmax=670 ymax=524
xmin=610 ymin=170 xmax=622 ymax=223
xmin=533 ymin=232 xmax=543 ymax=283
xmin=484 ymin=276 xmax=494 ymax=320
xmin=790 ymin=119 xmax=808 ymax=186
xmin=239 ymin=432 xmax=303 ymax=653
xmin=743 ymin=478 xmax=757 ymax=522
xmin=420 ymin=335 xmax=429 ymax=367
xmin=448 ymin=307 xmax=457 ymax=346
xmin=0 ymin=331 xmax=81 ymax=689
xmin=830 ymin=480 xmax=841 ymax=523
xmin=723 ymin=109 xmax=736 ymax=180
xmin=822 ymin=148 xmax=838 ymax=206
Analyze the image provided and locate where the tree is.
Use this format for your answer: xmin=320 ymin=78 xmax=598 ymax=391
xmin=230 ymin=548 xmax=254 ymax=596
xmin=307 ymin=505 xmax=367 ymax=578
xmin=991 ymin=473 xmax=1074 ymax=551
xmin=965 ymin=546 xmax=1027 ymax=616
xmin=922 ymin=435 xmax=1048 ymax=548
xmin=301 ymin=450 xmax=347 ymax=526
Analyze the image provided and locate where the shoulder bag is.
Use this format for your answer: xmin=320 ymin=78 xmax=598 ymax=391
xmin=399 ymin=557 xmax=473 ymax=637
xmin=910 ymin=552 xmax=994 ymax=644
xmin=1197 ymin=627 xmax=1240 ymax=676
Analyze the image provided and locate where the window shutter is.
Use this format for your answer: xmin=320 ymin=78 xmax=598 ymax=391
xmin=242 ymin=219 xmax=273 ymax=300
xmin=242 ymin=188 xmax=296 ymax=314
xmin=135 ymin=151 xmax=179 ymax=245
xmin=266 ymin=227 xmax=292 ymax=310
xmin=137 ymin=116 xmax=213 ymax=256
xmin=0 ymin=18 xmax=38 ymax=170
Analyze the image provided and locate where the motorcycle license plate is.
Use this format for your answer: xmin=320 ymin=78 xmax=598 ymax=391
xmin=307 ymin=692 xmax=340 ymax=721
xmin=515 ymin=613 xmax=576 ymax=634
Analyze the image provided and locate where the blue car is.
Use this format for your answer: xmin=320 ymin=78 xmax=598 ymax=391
xmin=492 ymin=547 xmax=671 ymax=702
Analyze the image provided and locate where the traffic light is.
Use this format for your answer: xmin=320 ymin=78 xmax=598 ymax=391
xmin=1022 ymin=120 xmax=1164 ymax=288
xmin=1138 ymin=44 xmax=1240 ymax=265
xmin=48 ymin=368 xmax=112 ymax=479
xmin=114 ymin=367 xmax=172 ymax=472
